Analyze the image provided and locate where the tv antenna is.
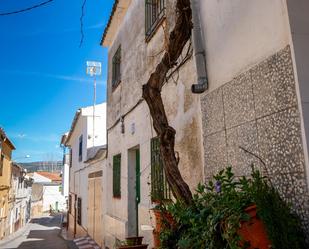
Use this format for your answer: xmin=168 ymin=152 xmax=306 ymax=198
xmin=86 ymin=61 xmax=102 ymax=146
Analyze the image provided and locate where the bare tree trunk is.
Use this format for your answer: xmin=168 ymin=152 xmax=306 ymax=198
xmin=142 ymin=0 xmax=193 ymax=205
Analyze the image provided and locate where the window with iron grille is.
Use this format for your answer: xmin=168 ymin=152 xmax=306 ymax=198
xmin=77 ymin=197 xmax=82 ymax=225
xmin=0 ymin=153 xmax=4 ymax=176
xmin=145 ymin=0 xmax=166 ymax=40
xmin=151 ymin=137 xmax=171 ymax=202
xmin=78 ymin=135 xmax=83 ymax=162
xmin=68 ymin=195 xmax=72 ymax=214
xmin=112 ymin=46 xmax=121 ymax=89
xmin=69 ymin=149 xmax=73 ymax=168
xmin=113 ymin=154 xmax=121 ymax=198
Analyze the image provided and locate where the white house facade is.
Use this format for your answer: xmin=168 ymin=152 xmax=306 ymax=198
xmin=62 ymin=103 xmax=107 ymax=244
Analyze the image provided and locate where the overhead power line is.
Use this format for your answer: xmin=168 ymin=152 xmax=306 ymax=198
xmin=0 ymin=0 xmax=54 ymax=16
xmin=79 ymin=0 xmax=87 ymax=47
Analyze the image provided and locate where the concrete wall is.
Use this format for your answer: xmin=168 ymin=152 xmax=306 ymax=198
xmin=198 ymin=0 xmax=309 ymax=233
xmin=286 ymin=0 xmax=309 ymax=188
xmin=199 ymin=0 xmax=291 ymax=91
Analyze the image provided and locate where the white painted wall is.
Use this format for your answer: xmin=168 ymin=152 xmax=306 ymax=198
xmin=199 ymin=0 xmax=291 ymax=91
xmin=42 ymin=185 xmax=66 ymax=212
xmin=32 ymin=173 xmax=52 ymax=183
xmin=67 ymin=103 xmax=107 ymax=231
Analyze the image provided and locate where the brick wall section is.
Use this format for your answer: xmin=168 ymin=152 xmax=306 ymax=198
xmin=201 ymin=45 xmax=309 ymax=232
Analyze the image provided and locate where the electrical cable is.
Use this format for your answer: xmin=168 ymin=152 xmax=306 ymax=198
xmin=0 ymin=0 xmax=54 ymax=16
xmin=79 ymin=0 xmax=87 ymax=47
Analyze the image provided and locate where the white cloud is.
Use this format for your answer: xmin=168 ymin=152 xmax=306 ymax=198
xmin=0 ymin=69 xmax=106 ymax=85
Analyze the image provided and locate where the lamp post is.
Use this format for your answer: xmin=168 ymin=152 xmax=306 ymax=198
xmin=86 ymin=61 xmax=102 ymax=147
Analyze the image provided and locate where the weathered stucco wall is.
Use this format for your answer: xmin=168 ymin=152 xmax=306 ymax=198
xmin=104 ymin=0 xmax=204 ymax=247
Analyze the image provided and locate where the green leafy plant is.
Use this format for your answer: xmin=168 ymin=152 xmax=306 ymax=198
xmin=159 ymin=166 xmax=307 ymax=249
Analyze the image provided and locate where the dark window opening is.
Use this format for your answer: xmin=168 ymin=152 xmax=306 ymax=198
xmin=77 ymin=197 xmax=82 ymax=225
xmin=113 ymin=154 xmax=121 ymax=198
xmin=78 ymin=135 xmax=83 ymax=162
xmin=112 ymin=46 xmax=121 ymax=89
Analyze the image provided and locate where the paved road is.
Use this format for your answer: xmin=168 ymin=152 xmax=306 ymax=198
xmin=0 ymin=214 xmax=69 ymax=249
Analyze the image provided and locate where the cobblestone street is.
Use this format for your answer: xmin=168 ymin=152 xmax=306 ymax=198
xmin=0 ymin=215 xmax=69 ymax=249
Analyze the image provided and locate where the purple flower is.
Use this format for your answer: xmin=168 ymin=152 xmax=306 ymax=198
xmin=215 ymin=181 xmax=221 ymax=193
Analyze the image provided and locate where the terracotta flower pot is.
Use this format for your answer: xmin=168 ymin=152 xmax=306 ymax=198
xmin=238 ymin=205 xmax=272 ymax=249
xmin=152 ymin=209 xmax=175 ymax=248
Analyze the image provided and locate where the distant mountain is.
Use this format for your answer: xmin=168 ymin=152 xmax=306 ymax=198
xmin=19 ymin=161 xmax=63 ymax=173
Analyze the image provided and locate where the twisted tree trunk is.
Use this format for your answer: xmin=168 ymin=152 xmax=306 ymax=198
xmin=142 ymin=0 xmax=193 ymax=205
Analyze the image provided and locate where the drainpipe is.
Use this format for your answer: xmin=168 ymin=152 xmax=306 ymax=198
xmin=191 ymin=0 xmax=208 ymax=94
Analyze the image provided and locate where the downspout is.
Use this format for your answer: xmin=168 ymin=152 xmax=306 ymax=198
xmin=191 ymin=0 xmax=208 ymax=94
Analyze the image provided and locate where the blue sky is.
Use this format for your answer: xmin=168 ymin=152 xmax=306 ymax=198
xmin=0 ymin=0 xmax=114 ymax=162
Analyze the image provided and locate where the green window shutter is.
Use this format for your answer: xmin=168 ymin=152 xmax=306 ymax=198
xmin=113 ymin=154 xmax=121 ymax=198
xmin=151 ymin=137 xmax=171 ymax=202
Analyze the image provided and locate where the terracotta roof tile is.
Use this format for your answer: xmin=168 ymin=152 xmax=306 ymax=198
xmin=36 ymin=171 xmax=62 ymax=182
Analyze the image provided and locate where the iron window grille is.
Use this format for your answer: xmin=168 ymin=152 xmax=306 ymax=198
xmin=113 ymin=154 xmax=121 ymax=198
xmin=0 ymin=154 xmax=4 ymax=176
xmin=68 ymin=195 xmax=72 ymax=214
xmin=112 ymin=46 xmax=121 ymax=89
xmin=145 ymin=0 xmax=166 ymax=40
xmin=78 ymin=135 xmax=83 ymax=162
xmin=151 ymin=137 xmax=171 ymax=202
xmin=77 ymin=197 xmax=82 ymax=225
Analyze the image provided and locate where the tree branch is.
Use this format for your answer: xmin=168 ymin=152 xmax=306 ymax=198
xmin=142 ymin=0 xmax=193 ymax=205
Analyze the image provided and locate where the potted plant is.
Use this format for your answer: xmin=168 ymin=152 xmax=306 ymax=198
xmin=158 ymin=167 xmax=307 ymax=249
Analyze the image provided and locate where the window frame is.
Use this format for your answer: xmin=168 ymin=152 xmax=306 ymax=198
xmin=77 ymin=197 xmax=82 ymax=225
xmin=0 ymin=153 xmax=4 ymax=176
xmin=145 ymin=0 xmax=166 ymax=41
xmin=78 ymin=135 xmax=83 ymax=162
xmin=151 ymin=137 xmax=171 ymax=203
xmin=113 ymin=154 xmax=121 ymax=198
xmin=112 ymin=46 xmax=121 ymax=90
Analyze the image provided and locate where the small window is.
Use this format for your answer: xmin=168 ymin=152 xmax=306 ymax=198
xmin=113 ymin=154 xmax=121 ymax=198
xmin=69 ymin=149 xmax=73 ymax=168
xmin=78 ymin=136 xmax=83 ymax=162
xmin=145 ymin=0 xmax=166 ymax=40
xmin=68 ymin=195 xmax=72 ymax=214
xmin=0 ymin=154 xmax=4 ymax=176
xmin=151 ymin=137 xmax=171 ymax=202
xmin=77 ymin=197 xmax=82 ymax=225
xmin=112 ymin=46 xmax=121 ymax=89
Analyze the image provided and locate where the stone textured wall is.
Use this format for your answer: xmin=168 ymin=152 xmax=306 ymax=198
xmin=201 ymin=45 xmax=309 ymax=231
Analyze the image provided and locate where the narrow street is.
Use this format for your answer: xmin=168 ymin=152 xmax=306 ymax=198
xmin=0 ymin=215 xmax=69 ymax=249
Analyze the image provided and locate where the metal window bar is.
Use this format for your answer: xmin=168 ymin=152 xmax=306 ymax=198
xmin=151 ymin=137 xmax=171 ymax=202
xmin=77 ymin=197 xmax=82 ymax=225
xmin=113 ymin=154 xmax=121 ymax=198
xmin=145 ymin=0 xmax=166 ymax=38
xmin=112 ymin=46 xmax=121 ymax=88
xmin=78 ymin=135 xmax=83 ymax=162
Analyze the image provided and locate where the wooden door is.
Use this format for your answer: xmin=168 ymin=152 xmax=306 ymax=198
xmin=87 ymin=178 xmax=95 ymax=238
xmin=94 ymin=178 xmax=103 ymax=246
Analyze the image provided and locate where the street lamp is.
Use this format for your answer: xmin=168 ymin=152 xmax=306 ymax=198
xmin=86 ymin=61 xmax=102 ymax=147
